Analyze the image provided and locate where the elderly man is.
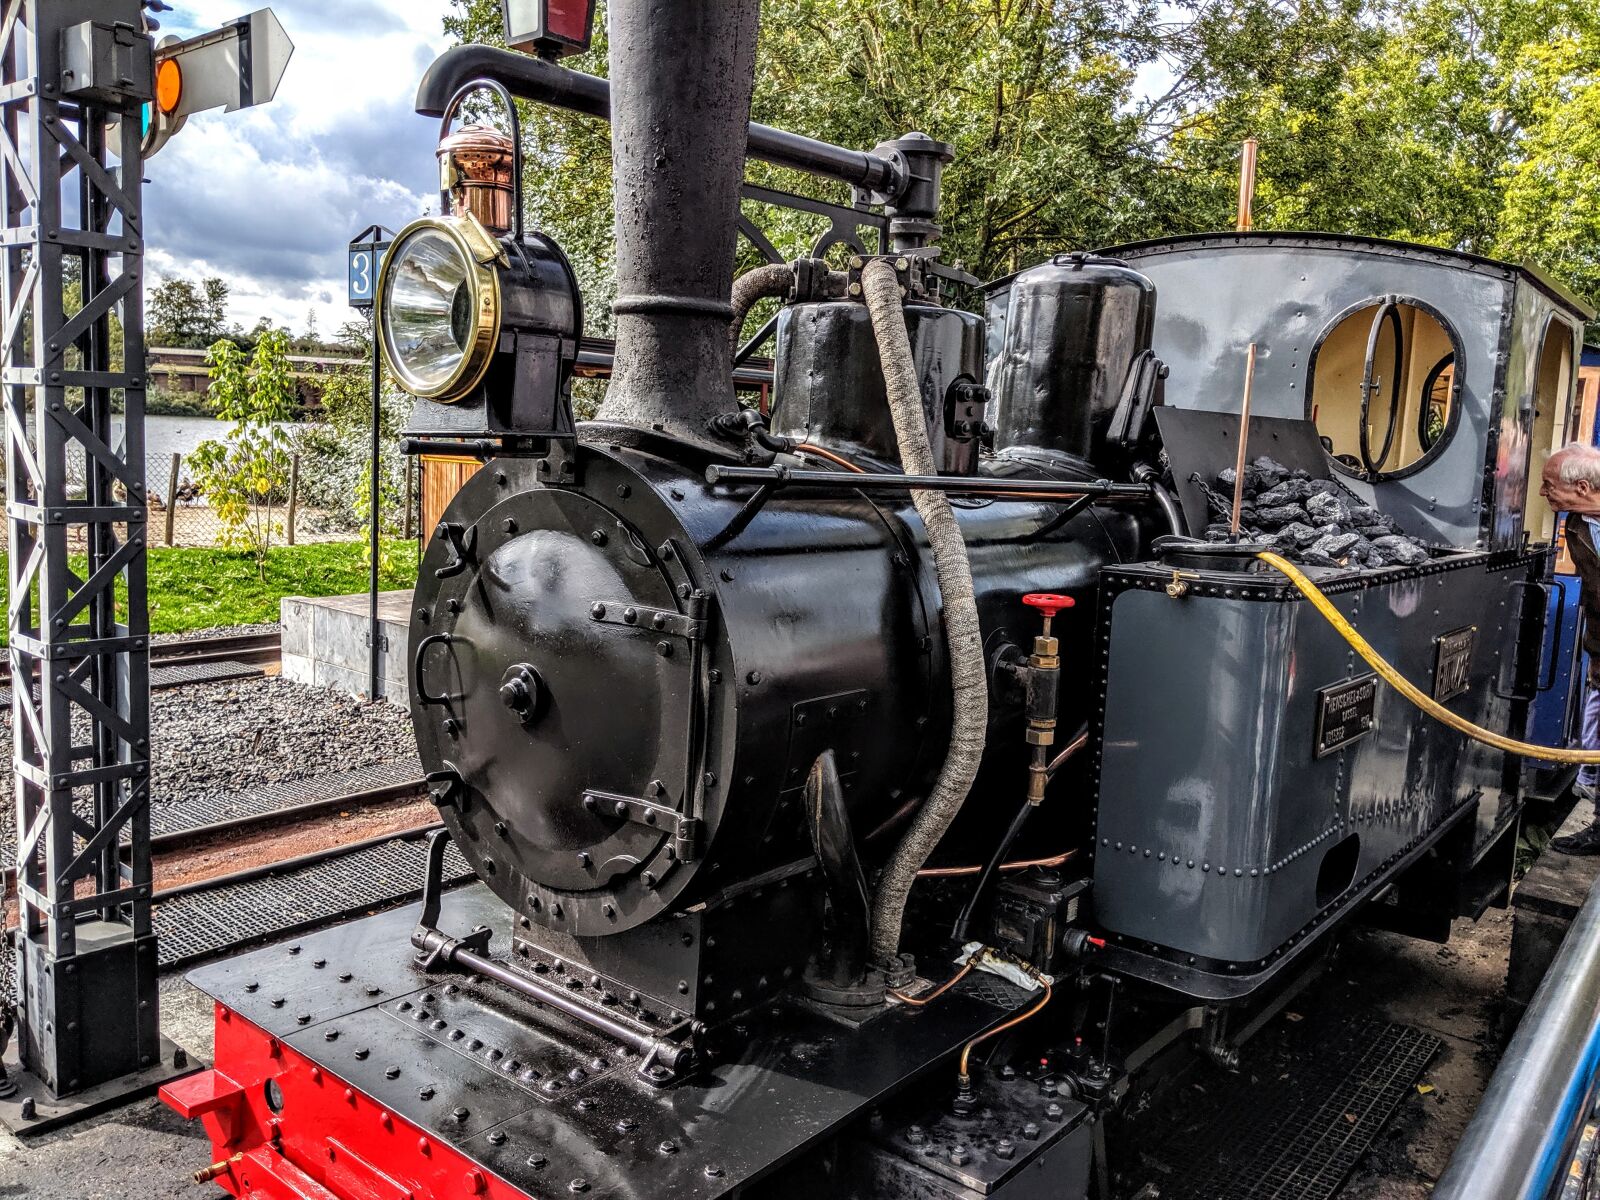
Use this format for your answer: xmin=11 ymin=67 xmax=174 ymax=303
xmin=1542 ymin=444 xmax=1600 ymax=853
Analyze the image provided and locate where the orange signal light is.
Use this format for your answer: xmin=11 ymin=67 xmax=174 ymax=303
xmin=155 ymin=58 xmax=182 ymax=115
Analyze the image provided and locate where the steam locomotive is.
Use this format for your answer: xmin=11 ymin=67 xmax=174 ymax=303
xmin=161 ymin=4 xmax=1593 ymax=1197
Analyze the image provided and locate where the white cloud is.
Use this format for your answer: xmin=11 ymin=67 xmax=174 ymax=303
xmin=144 ymin=2 xmax=459 ymax=337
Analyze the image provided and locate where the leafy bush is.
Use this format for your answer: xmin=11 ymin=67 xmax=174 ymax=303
xmin=186 ymin=331 xmax=297 ymax=574
xmin=146 ymin=385 xmax=215 ymax=417
xmin=293 ymin=323 xmax=411 ymax=537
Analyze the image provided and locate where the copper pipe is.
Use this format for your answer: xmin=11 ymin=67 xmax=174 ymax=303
xmin=889 ymin=960 xmax=975 ymax=1007
xmin=916 ymin=732 xmax=1087 ymax=878
xmin=1228 ymin=341 xmax=1258 ymax=539
xmin=795 ymin=443 xmax=867 ymax=473
xmin=959 ymin=978 xmax=1053 ymax=1081
xmin=1046 ymin=730 xmax=1090 ymax=777
xmin=915 ymin=848 xmax=1077 ymax=879
xmin=865 ymin=793 xmax=922 ymax=842
xmin=1236 ymin=137 xmax=1258 ymax=232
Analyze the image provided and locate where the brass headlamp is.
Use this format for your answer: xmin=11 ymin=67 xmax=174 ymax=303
xmin=376 ymin=213 xmax=505 ymax=404
xmin=382 ymin=83 xmax=581 ymax=441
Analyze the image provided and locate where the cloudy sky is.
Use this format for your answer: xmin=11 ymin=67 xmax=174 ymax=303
xmin=147 ymin=3 xmax=458 ymax=339
xmin=144 ymin=4 xmax=1180 ymax=341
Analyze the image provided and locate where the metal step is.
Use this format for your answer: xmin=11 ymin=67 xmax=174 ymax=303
xmin=146 ymin=657 xmax=268 ymax=689
xmin=1121 ymin=1016 xmax=1441 ymax=1200
xmin=154 ymin=835 xmax=474 ymax=971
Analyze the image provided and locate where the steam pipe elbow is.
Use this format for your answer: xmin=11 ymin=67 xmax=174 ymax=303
xmin=730 ymin=263 xmax=798 ymax=351
xmin=414 ymin=46 xmax=903 ymax=197
xmin=416 ymin=45 xmax=610 ymax=120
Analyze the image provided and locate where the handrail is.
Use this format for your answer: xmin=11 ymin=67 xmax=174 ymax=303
xmin=415 ymin=44 xmax=905 ymax=199
xmin=1434 ymin=869 xmax=1600 ymax=1199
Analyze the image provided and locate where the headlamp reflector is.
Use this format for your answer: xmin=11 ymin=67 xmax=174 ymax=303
xmin=378 ymin=219 xmax=500 ymax=401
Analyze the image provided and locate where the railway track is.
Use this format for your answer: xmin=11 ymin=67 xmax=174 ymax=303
xmin=2 ymin=767 xmax=440 ymax=973
xmin=2 ymin=761 xmax=428 ymax=880
xmin=0 ymin=628 xmax=440 ymax=968
xmin=0 ymin=628 xmax=282 ymax=692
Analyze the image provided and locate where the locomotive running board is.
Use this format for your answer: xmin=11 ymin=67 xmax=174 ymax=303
xmin=178 ymin=884 xmax=1045 ymax=1200
xmin=408 ymin=829 xmax=699 ymax=1085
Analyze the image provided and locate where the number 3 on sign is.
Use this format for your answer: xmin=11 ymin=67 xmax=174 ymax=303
xmin=348 ymin=245 xmax=387 ymax=308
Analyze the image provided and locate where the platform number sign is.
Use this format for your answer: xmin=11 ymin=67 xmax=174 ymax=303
xmin=348 ymin=242 xmax=388 ymax=309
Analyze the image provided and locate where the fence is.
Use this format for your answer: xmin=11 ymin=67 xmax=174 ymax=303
xmin=0 ymin=450 xmax=419 ymax=553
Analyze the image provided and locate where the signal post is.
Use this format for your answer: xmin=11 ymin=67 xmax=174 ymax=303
xmin=0 ymin=0 xmax=288 ymax=1133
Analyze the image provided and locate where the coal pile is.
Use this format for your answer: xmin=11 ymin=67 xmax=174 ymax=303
xmin=1199 ymin=456 xmax=1431 ymax=569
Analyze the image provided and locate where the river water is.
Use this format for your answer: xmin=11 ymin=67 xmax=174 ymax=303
xmin=20 ymin=413 xmax=309 ymax=489
xmin=131 ymin=414 xmax=308 ymax=466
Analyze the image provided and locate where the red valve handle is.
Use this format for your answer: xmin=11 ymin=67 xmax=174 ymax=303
xmin=1022 ymin=593 xmax=1076 ymax=619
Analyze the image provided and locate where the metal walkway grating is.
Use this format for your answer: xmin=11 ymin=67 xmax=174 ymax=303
xmin=1123 ymin=1016 xmax=1441 ymax=1200
xmin=147 ymin=758 xmax=424 ymax=837
xmin=154 ymin=835 xmax=473 ymax=970
xmin=146 ymin=658 xmax=268 ymax=689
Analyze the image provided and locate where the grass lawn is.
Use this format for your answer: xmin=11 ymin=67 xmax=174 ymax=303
xmin=0 ymin=539 xmax=420 ymax=643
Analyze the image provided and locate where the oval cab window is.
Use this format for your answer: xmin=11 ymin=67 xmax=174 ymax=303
xmin=1308 ymin=299 xmax=1461 ymax=481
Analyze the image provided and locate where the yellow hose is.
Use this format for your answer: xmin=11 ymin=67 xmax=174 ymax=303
xmin=1255 ymin=551 xmax=1600 ymax=765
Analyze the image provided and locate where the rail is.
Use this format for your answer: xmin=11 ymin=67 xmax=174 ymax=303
xmin=1434 ymin=869 xmax=1600 ymax=1199
xmin=0 ymin=629 xmax=279 ymax=687
xmin=0 ymin=771 xmax=428 ymax=892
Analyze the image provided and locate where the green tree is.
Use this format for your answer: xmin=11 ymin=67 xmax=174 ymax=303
xmin=442 ymin=0 xmax=1600 ymax=325
xmin=148 ymin=274 xmax=232 ymax=348
xmin=440 ymin=0 xmax=1391 ymax=287
xmin=1165 ymin=0 xmax=1600 ymax=310
xmin=295 ymin=317 xmax=413 ymax=541
xmin=188 ymin=329 xmax=297 ymax=575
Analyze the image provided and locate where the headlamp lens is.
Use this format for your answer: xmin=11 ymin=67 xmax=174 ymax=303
xmin=381 ymin=227 xmax=479 ymax=394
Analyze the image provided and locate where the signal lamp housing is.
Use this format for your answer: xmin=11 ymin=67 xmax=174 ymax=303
xmin=154 ymin=57 xmax=182 ymax=114
xmin=501 ymin=0 xmax=596 ymax=60
xmin=378 ymin=213 xmax=582 ymax=444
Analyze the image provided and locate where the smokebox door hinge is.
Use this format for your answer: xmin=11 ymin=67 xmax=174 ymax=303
xmin=588 ymin=602 xmax=705 ymax=640
xmin=582 ymin=789 xmax=701 ymax=862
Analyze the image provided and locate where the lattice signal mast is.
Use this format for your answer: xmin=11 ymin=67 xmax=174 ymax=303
xmin=0 ymin=0 xmax=290 ymax=1103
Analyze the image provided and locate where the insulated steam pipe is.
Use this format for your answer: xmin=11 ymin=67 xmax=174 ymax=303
xmin=861 ymin=258 xmax=988 ymax=966
xmin=1432 ymin=869 xmax=1600 ymax=1199
xmin=729 ymin=263 xmax=796 ymax=352
xmin=415 ymin=45 xmax=905 ymax=198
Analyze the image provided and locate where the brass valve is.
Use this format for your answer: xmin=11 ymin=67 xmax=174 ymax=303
xmin=1021 ymin=593 xmax=1074 ymax=804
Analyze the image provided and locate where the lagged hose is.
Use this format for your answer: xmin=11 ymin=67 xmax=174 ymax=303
xmin=729 ymin=263 xmax=795 ymax=354
xmin=1257 ymin=551 xmax=1600 ymax=764
xmin=861 ymin=259 xmax=989 ymax=965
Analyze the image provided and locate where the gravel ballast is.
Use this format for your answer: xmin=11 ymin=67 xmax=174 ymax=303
xmin=0 ymin=673 xmax=416 ymax=804
xmin=148 ymin=674 xmax=416 ymax=799
xmin=154 ymin=622 xmax=280 ymax=644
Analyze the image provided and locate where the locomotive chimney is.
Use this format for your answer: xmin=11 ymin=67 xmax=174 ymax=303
xmin=595 ymin=0 xmax=762 ymax=444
